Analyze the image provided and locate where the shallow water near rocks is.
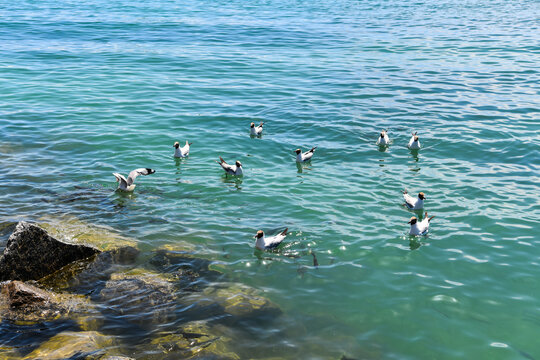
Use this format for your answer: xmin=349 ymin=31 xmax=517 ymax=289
xmin=1 ymin=0 xmax=539 ymax=358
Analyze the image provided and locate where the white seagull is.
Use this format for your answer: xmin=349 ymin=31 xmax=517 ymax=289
xmin=408 ymin=132 xmax=421 ymax=149
xmin=376 ymin=130 xmax=389 ymax=145
xmin=295 ymin=147 xmax=317 ymax=162
xmin=112 ymin=168 xmax=156 ymax=192
xmin=217 ymin=157 xmax=243 ymax=176
xmin=408 ymin=212 xmax=435 ymax=235
xmin=403 ymin=190 xmax=425 ymax=210
xmin=250 ymin=122 xmax=264 ymax=136
xmin=254 ymin=228 xmax=288 ymax=251
xmin=174 ymin=140 xmax=192 ymax=158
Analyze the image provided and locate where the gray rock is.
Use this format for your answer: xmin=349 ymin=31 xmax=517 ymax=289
xmin=0 ymin=221 xmax=100 ymax=281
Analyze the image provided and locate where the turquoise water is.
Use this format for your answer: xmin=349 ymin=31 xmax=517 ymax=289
xmin=1 ymin=0 xmax=540 ymax=358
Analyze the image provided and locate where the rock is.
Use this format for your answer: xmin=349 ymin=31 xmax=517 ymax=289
xmin=22 ymin=331 xmax=117 ymax=360
xmin=38 ymin=215 xmax=138 ymax=251
xmin=2 ymin=280 xmax=50 ymax=308
xmin=99 ymin=270 xmax=177 ymax=328
xmin=141 ymin=321 xmax=239 ymax=360
xmin=0 ymin=222 xmax=100 ymax=282
xmin=0 ymin=280 xmax=100 ymax=327
xmin=202 ymin=283 xmax=281 ymax=318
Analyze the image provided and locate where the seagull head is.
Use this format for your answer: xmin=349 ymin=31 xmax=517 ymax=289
xmin=254 ymin=230 xmax=264 ymax=239
xmin=235 ymin=161 xmax=242 ymax=168
xmin=418 ymin=192 xmax=425 ymax=200
xmin=295 ymin=149 xmax=301 ymax=154
xmin=250 ymin=122 xmax=255 ymax=128
xmin=414 ymin=135 xmax=419 ymax=142
xmin=408 ymin=216 xmax=417 ymax=225
xmin=173 ymin=142 xmax=180 ymax=148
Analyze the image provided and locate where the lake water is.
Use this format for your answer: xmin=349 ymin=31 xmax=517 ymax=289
xmin=1 ymin=0 xmax=539 ymax=358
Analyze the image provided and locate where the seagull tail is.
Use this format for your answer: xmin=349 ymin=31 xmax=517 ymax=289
xmin=310 ymin=146 xmax=317 ymax=153
xmin=280 ymin=227 xmax=288 ymax=236
xmin=219 ymin=156 xmax=225 ymax=164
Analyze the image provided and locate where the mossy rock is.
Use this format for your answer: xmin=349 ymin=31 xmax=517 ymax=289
xmin=145 ymin=321 xmax=239 ymax=360
xmin=38 ymin=215 xmax=137 ymax=251
xmin=22 ymin=331 xmax=117 ymax=360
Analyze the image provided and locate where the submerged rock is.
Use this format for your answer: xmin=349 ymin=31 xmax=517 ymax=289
xmin=202 ymin=283 xmax=281 ymax=319
xmin=140 ymin=321 xmax=239 ymax=360
xmin=39 ymin=246 xmax=140 ymax=293
xmin=99 ymin=270 xmax=177 ymax=328
xmin=0 ymin=222 xmax=100 ymax=282
xmin=150 ymin=247 xmax=224 ymax=292
xmin=22 ymin=331 xmax=118 ymax=360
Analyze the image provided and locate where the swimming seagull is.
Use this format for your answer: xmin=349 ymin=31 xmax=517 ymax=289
xmin=376 ymin=130 xmax=389 ymax=145
xmin=254 ymin=228 xmax=288 ymax=250
xmin=250 ymin=122 xmax=264 ymax=136
xmin=408 ymin=132 xmax=421 ymax=149
xmin=403 ymin=189 xmax=425 ymax=210
xmin=295 ymin=147 xmax=317 ymax=162
xmin=174 ymin=140 xmax=192 ymax=158
xmin=217 ymin=156 xmax=243 ymax=176
xmin=112 ymin=168 xmax=156 ymax=192
xmin=408 ymin=212 xmax=435 ymax=236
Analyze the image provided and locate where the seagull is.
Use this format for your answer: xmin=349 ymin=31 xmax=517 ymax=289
xmin=295 ymin=147 xmax=317 ymax=162
xmin=174 ymin=141 xmax=192 ymax=158
xmin=217 ymin=157 xmax=243 ymax=176
xmin=376 ymin=130 xmax=389 ymax=145
xmin=112 ymin=168 xmax=156 ymax=192
xmin=408 ymin=132 xmax=421 ymax=149
xmin=250 ymin=122 xmax=264 ymax=136
xmin=403 ymin=190 xmax=425 ymax=210
xmin=408 ymin=212 xmax=435 ymax=235
xmin=254 ymin=228 xmax=288 ymax=251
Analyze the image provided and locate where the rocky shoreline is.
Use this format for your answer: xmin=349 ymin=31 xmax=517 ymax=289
xmin=0 ymin=219 xmax=281 ymax=359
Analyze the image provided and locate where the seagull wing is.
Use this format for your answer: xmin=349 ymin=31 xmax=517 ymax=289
xmin=127 ymin=168 xmax=153 ymax=186
xmin=403 ymin=193 xmax=416 ymax=208
xmin=113 ymin=173 xmax=128 ymax=188
xmin=419 ymin=218 xmax=430 ymax=234
xmin=219 ymin=158 xmax=235 ymax=174
xmin=302 ymin=148 xmax=315 ymax=161
xmin=265 ymin=228 xmax=288 ymax=249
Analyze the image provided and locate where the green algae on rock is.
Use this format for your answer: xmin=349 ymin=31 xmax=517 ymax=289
xmin=38 ymin=215 xmax=138 ymax=251
xmin=143 ymin=321 xmax=239 ymax=360
xmin=22 ymin=331 xmax=118 ymax=360
xmin=202 ymin=283 xmax=281 ymax=318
